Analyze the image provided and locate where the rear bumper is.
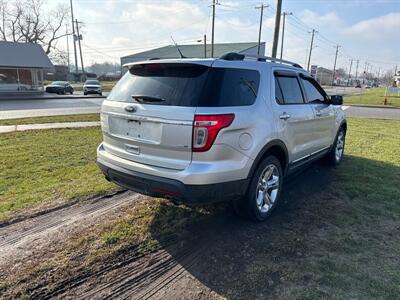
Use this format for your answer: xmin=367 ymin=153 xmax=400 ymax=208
xmin=98 ymin=160 xmax=249 ymax=204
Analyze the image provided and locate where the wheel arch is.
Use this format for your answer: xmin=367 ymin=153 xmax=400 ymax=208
xmin=248 ymin=140 xmax=289 ymax=179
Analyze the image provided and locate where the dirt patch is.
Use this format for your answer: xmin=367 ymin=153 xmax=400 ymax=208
xmin=0 ymin=191 xmax=140 ymax=275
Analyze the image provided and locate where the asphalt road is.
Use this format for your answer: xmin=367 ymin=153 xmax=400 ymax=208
xmin=0 ymin=96 xmax=104 ymax=119
xmin=343 ymin=106 xmax=400 ymax=120
xmin=0 ymin=94 xmax=399 ymax=120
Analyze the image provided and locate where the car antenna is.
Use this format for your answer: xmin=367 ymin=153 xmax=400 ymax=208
xmin=170 ymin=36 xmax=186 ymax=59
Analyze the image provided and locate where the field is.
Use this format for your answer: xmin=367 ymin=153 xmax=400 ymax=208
xmin=345 ymin=87 xmax=400 ymax=108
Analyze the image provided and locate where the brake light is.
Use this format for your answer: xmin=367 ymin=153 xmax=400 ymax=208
xmin=192 ymin=114 xmax=235 ymax=152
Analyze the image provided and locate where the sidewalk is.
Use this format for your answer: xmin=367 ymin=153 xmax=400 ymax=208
xmin=0 ymin=121 xmax=100 ymax=134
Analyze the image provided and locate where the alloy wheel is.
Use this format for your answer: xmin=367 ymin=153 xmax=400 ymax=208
xmin=255 ymin=164 xmax=280 ymax=214
xmin=335 ymin=131 xmax=345 ymax=162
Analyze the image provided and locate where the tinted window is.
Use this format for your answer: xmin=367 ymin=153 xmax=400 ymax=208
xmin=275 ymin=76 xmax=304 ymax=104
xmin=200 ymin=68 xmax=259 ymax=106
xmin=301 ymin=78 xmax=325 ymax=103
xmin=85 ymin=80 xmax=100 ymax=85
xmin=107 ymin=64 xmax=260 ymax=107
xmin=275 ymin=78 xmax=284 ymax=104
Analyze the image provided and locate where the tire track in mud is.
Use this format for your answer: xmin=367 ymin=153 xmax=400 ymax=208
xmin=28 ymin=235 xmax=206 ymax=300
xmin=0 ymin=191 xmax=139 ymax=257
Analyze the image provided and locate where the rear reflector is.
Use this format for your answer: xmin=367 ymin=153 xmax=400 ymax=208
xmin=192 ymin=114 xmax=234 ymax=152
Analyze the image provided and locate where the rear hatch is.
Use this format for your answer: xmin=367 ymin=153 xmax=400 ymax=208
xmin=101 ymin=61 xmax=213 ymax=170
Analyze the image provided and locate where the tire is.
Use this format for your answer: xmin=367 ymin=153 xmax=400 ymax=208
xmin=233 ymin=155 xmax=283 ymax=222
xmin=70 ymin=90 xmax=73 ymax=95
xmin=99 ymin=93 xmax=102 ymax=96
xmin=84 ymin=92 xmax=87 ymax=95
xmin=326 ymin=127 xmax=346 ymax=166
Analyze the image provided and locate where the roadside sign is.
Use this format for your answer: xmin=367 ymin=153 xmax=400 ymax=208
xmin=310 ymin=65 xmax=317 ymax=78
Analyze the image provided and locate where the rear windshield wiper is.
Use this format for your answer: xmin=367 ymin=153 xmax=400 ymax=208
xmin=132 ymin=95 xmax=165 ymax=103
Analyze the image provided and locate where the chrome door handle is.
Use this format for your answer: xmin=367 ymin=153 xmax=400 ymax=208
xmin=315 ymin=110 xmax=322 ymax=117
xmin=279 ymin=113 xmax=291 ymax=120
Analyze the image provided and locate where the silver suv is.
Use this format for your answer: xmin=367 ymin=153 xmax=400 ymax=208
xmin=97 ymin=53 xmax=346 ymax=221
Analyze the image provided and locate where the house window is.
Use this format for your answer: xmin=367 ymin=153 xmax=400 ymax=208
xmin=0 ymin=68 xmax=19 ymax=91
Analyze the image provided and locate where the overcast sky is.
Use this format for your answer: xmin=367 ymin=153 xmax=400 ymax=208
xmin=55 ymin=0 xmax=400 ymax=74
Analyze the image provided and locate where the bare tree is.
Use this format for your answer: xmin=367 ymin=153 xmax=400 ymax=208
xmin=0 ymin=0 xmax=69 ymax=54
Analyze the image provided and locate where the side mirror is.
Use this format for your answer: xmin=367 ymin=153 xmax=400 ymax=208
xmin=330 ymin=95 xmax=343 ymax=105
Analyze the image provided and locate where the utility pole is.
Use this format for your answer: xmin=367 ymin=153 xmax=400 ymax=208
xmin=363 ymin=61 xmax=368 ymax=83
xmin=307 ymin=29 xmax=316 ymax=72
xmin=75 ymin=19 xmax=85 ymax=79
xmin=332 ymin=44 xmax=340 ymax=85
xmin=204 ymin=34 xmax=207 ymax=58
xmin=280 ymin=12 xmax=292 ymax=60
xmin=347 ymin=59 xmax=353 ymax=86
xmin=66 ymin=24 xmax=70 ymax=72
xmin=355 ymin=59 xmax=359 ymax=80
xmin=256 ymin=3 xmax=268 ymax=55
xmin=69 ymin=0 xmax=78 ymax=76
xmin=211 ymin=0 xmax=217 ymax=58
xmin=271 ymin=0 xmax=282 ymax=58
xmin=395 ymin=65 xmax=398 ymax=76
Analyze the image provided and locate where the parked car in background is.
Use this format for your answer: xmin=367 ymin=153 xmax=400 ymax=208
xmin=97 ymin=53 xmax=347 ymax=222
xmin=45 ymin=81 xmax=74 ymax=94
xmin=83 ymin=79 xmax=102 ymax=96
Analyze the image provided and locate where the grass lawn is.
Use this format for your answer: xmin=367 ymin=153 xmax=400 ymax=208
xmin=0 ymin=114 xmax=100 ymax=126
xmin=345 ymin=87 xmax=400 ymax=108
xmin=0 ymin=126 xmax=116 ymax=221
xmin=1 ymin=118 xmax=400 ymax=298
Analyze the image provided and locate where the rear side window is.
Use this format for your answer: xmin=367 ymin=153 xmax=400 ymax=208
xmin=275 ymin=76 xmax=304 ymax=104
xmin=201 ymin=68 xmax=260 ymax=106
xmin=107 ymin=63 xmax=260 ymax=107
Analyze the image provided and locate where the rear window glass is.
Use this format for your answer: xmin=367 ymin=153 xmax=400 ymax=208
xmin=107 ymin=63 xmax=260 ymax=107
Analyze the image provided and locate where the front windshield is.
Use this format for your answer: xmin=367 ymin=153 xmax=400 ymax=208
xmin=85 ymin=80 xmax=100 ymax=85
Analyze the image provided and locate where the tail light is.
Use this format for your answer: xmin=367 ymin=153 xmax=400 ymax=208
xmin=192 ymin=114 xmax=235 ymax=152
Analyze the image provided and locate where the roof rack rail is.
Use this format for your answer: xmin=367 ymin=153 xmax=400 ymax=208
xmin=220 ymin=52 xmax=303 ymax=69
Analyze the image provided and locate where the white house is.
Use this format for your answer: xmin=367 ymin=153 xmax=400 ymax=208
xmin=0 ymin=41 xmax=54 ymax=94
